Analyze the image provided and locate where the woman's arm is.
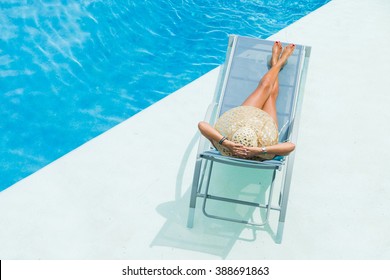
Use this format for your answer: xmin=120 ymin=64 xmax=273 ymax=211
xmin=198 ymin=121 xmax=295 ymax=158
xmin=246 ymin=141 xmax=295 ymax=158
xmin=198 ymin=121 xmax=248 ymax=157
xmin=198 ymin=121 xmax=224 ymax=144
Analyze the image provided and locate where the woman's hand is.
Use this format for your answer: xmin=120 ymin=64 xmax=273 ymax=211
xmin=243 ymin=146 xmax=261 ymax=158
xmin=222 ymin=140 xmax=248 ymax=157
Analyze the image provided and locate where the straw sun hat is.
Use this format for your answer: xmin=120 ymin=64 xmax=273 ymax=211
xmin=212 ymin=106 xmax=278 ymax=160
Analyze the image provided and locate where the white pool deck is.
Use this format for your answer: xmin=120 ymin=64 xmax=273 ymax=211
xmin=1 ymin=0 xmax=390 ymax=260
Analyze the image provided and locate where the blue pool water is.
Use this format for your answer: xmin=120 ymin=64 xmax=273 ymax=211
xmin=0 ymin=0 xmax=330 ymax=191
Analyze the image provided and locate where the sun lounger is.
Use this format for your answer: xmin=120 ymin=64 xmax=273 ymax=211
xmin=186 ymin=35 xmax=311 ymax=243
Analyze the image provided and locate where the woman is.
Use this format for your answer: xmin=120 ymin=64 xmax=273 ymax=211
xmin=198 ymin=41 xmax=296 ymax=159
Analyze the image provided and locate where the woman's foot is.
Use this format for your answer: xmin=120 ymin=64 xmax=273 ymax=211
xmin=271 ymin=41 xmax=282 ymax=66
xmin=277 ymin=44 xmax=295 ymax=67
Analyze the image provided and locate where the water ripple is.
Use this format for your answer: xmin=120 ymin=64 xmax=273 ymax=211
xmin=0 ymin=0 xmax=330 ymax=191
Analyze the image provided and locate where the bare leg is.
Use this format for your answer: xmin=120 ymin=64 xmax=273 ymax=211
xmin=242 ymin=42 xmax=295 ymax=119
xmin=262 ymin=43 xmax=281 ymax=127
xmin=197 ymin=43 xmax=296 ymax=158
xmin=262 ymin=78 xmax=279 ymax=127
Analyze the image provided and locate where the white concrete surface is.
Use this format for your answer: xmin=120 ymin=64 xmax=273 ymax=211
xmin=1 ymin=0 xmax=390 ymax=259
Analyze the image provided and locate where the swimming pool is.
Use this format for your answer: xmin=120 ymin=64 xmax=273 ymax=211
xmin=0 ymin=0 xmax=330 ymax=191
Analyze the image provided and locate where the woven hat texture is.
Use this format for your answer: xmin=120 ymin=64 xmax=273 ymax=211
xmin=213 ymin=106 xmax=278 ymax=160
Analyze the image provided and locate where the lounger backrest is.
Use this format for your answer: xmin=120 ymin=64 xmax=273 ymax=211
xmin=215 ymin=35 xmax=305 ymax=142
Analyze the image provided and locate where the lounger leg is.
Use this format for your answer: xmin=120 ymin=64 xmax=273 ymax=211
xmin=275 ymin=156 xmax=295 ymax=243
xmin=262 ymin=169 xmax=277 ymax=225
xmin=275 ymin=186 xmax=289 ymax=244
xmin=187 ymin=158 xmax=203 ymax=228
xmin=275 ymin=222 xmax=285 ymax=244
